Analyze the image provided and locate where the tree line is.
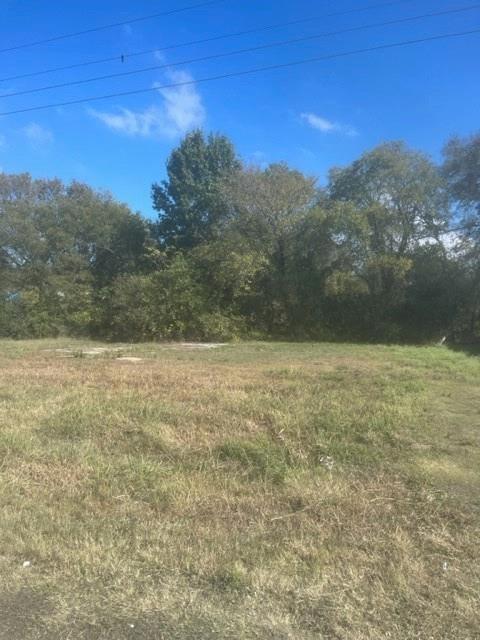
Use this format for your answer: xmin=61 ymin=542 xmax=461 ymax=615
xmin=1 ymin=130 xmax=479 ymax=343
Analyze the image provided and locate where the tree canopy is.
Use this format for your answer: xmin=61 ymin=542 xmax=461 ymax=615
xmin=1 ymin=130 xmax=479 ymax=343
xmin=152 ymin=129 xmax=240 ymax=249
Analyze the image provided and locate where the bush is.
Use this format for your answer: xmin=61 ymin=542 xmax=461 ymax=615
xmin=94 ymin=255 xmax=246 ymax=342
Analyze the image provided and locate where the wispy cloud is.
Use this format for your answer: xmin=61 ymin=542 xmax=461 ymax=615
xmin=89 ymin=70 xmax=205 ymax=139
xmin=22 ymin=122 xmax=54 ymax=147
xmin=89 ymin=105 xmax=166 ymax=137
xmin=154 ymin=70 xmax=206 ymax=136
xmin=301 ymin=112 xmax=358 ymax=137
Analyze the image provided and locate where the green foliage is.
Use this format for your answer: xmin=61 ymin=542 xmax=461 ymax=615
xmin=1 ymin=132 xmax=479 ymax=344
xmin=321 ymin=143 xmax=452 ymax=340
xmin=221 ymin=163 xmax=317 ymax=334
xmin=443 ymin=132 xmax=480 ymax=221
xmin=442 ymin=133 xmax=480 ymax=341
xmin=94 ymin=275 xmax=156 ymax=341
xmin=325 ymin=270 xmax=369 ymax=297
xmin=400 ymin=245 xmax=467 ymax=341
xmin=152 ymin=129 xmax=240 ymax=249
xmin=329 ymin=141 xmax=448 ymax=254
xmin=95 ymin=254 xmax=246 ymax=341
xmin=0 ymin=173 xmax=150 ymax=338
xmin=196 ymin=311 xmax=247 ymax=342
xmin=95 ymin=255 xmax=202 ymax=341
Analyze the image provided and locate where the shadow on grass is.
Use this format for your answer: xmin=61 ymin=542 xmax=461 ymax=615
xmin=447 ymin=343 xmax=480 ymax=357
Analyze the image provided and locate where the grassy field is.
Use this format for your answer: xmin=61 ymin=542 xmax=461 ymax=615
xmin=0 ymin=340 xmax=479 ymax=639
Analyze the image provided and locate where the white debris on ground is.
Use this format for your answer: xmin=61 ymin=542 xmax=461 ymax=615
xmin=44 ymin=343 xmax=227 ymax=359
xmin=46 ymin=347 xmax=124 ymax=356
xmin=22 ymin=560 xmax=31 ymax=568
xmin=176 ymin=342 xmax=227 ymax=349
xmin=319 ymin=455 xmax=335 ymax=471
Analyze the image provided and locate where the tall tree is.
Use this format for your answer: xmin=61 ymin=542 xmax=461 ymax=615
xmin=0 ymin=173 xmax=151 ymax=336
xmin=152 ymin=130 xmax=240 ymax=249
xmin=223 ymin=163 xmax=317 ymax=332
xmin=442 ymin=133 xmax=480 ymax=339
xmin=443 ymin=133 xmax=480 ymax=223
xmin=329 ymin=141 xmax=449 ymax=255
xmin=326 ymin=142 xmax=450 ymax=339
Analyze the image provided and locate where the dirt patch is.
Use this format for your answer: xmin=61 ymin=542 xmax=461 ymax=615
xmin=175 ymin=343 xmax=227 ymax=349
xmin=0 ymin=588 xmax=51 ymax=640
xmin=46 ymin=347 xmax=125 ymax=358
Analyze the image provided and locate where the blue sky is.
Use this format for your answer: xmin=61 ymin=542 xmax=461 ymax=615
xmin=0 ymin=0 xmax=479 ymax=217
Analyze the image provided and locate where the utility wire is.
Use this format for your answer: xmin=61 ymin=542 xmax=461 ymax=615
xmin=0 ymin=0 xmax=420 ymax=83
xmin=1 ymin=4 xmax=477 ymax=99
xmin=1 ymin=28 xmax=479 ymax=117
xmin=0 ymin=0 xmax=227 ymax=54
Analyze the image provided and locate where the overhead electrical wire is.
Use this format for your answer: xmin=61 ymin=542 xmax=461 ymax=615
xmin=0 ymin=0 xmax=227 ymax=54
xmin=0 ymin=0 xmax=420 ymax=82
xmin=1 ymin=4 xmax=478 ymax=99
xmin=1 ymin=28 xmax=479 ymax=117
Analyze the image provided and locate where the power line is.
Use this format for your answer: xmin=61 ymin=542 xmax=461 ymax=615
xmin=2 ymin=4 xmax=478 ymax=99
xmin=1 ymin=28 xmax=479 ymax=117
xmin=0 ymin=0 xmax=227 ymax=54
xmin=0 ymin=0 xmax=420 ymax=83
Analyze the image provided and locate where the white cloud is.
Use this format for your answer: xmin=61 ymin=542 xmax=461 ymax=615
xmin=301 ymin=112 xmax=357 ymax=137
xmin=90 ymin=70 xmax=205 ymax=140
xmin=154 ymin=70 xmax=206 ymax=136
xmin=22 ymin=122 xmax=54 ymax=147
xmin=89 ymin=105 xmax=165 ymax=137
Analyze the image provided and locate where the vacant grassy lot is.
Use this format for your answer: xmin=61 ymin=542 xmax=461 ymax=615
xmin=0 ymin=340 xmax=479 ymax=639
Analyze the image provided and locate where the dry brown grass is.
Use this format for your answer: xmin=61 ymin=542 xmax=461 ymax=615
xmin=0 ymin=340 xmax=479 ymax=639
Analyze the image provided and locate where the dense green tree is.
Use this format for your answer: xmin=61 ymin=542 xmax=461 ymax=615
xmin=222 ymin=162 xmax=317 ymax=333
xmin=97 ymin=255 xmax=244 ymax=342
xmin=287 ymin=202 xmax=368 ymax=338
xmin=326 ymin=142 xmax=450 ymax=339
xmin=329 ymin=142 xmax=449 ymax=254
xmin=2 ymin=132 xmax=479 ymax=344
xmin=152 ymin=130 xmax=240 ymax=249
xmin=443 ymin=133 xmax=480 ymax=222
xmin=190 ymin=234 xmax=267 ymax=326
xmin=399 ymin=244 xmax=466 ymax=341
xmin=442 ymin=134 xmax=480 ymax=340
xmin=0 ymin=173 xmax=152 ymax=337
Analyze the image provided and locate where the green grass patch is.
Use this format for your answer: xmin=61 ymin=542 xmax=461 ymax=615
xmin=0 ymin=339 xmax=478 ymax=639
